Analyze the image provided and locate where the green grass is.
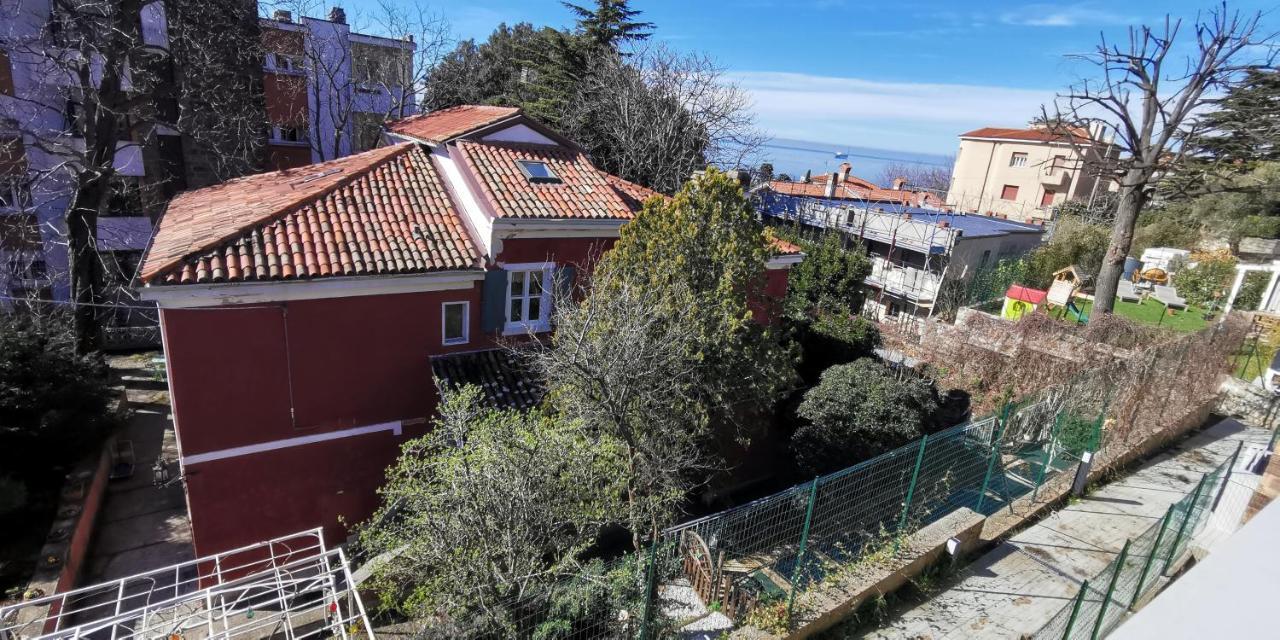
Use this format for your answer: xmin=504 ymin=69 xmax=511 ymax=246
xmin=1233 ymin=337 xmax=1277 ymax=382
xmin=1060 ymin=297 xmax=1211 ymax=333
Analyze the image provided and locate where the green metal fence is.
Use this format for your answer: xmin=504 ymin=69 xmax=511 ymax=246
xmin=630 ymin=391 xmax=1103 ymax=636
xmin=1030 ymin=446 xmax=1239 ymax=640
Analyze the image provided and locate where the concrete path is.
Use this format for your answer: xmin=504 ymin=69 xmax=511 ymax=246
xmin=82 ymin=354 xmax=193 ymax=584
xmin=853 ymin=417 xmax=1270 ymax=640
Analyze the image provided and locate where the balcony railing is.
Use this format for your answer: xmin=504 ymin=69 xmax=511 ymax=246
xmin=867 ymin=259 xmax=942 ymax=303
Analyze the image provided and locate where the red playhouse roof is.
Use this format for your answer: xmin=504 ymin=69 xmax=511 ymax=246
xmin=1006 ymin=284 xmax=1048 ymax=305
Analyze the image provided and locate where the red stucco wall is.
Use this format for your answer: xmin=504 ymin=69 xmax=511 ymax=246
xmin=164 ymin=284 xmax=487 ymax=554
xmin=496 ymin=236 xmax=615 ymax=267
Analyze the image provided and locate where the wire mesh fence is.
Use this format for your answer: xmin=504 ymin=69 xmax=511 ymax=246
xmin=388 ymin=315 xmax=1245 ymax=638
xmin=1029 ymin=449 xmax=1238 ymax=640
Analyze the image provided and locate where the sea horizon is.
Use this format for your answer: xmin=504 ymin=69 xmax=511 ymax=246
xmin=750 ymin=136 xmax=954 ymax=185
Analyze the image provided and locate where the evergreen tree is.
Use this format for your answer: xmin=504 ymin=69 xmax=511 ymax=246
xmin=562 ymin=0 xmax=654 ymax=50
xmin=1189 ymin=68 xmax=1280 ymax=168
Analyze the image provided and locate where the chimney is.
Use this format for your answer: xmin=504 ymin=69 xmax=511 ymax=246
xmin=729 ymin=169 xmax=750 ymax=191
xmin=824 ymin=174 xmax=837 ymax=198
xmin=273 ymin=9 xmax=292 ymax=22
xmin=837 ymin=162 xmax=851 ymax=184
xmin=328 ymin=6 xmax=346 ymax=24
xmin=891 ymin=177 xmax=908 ymax=191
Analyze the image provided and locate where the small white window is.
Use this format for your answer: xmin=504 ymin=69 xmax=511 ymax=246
xmin=504 ymin=262 xmax=553 ymax=334
xmin=442 ymin=301 xmax=469 ymax=345
xmin=271 ymin=125 xmax=308 ymax=144
xmin=1009 ymin=152 xmax=1028 ymax=168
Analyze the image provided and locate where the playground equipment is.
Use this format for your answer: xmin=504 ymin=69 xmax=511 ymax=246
xmin=1048 ymin=265 xmax=1092 ymax=324
xmin=1002 ymin=284 xmax=1047 ymax=320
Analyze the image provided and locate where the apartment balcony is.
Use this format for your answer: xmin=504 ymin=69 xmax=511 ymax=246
xmin=1040 ymin=167 xmax=1072 ymax=187
xmin=866 ymin=259 xmax=942 ymax=303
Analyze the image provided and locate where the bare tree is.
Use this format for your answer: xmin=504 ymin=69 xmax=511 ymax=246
xmin=262 ymin=0 xmax=450 ymax=161
xmin=1044 ymin=6 xmax=1273 ymax=318
xmin=527 ymin=269 xmax=720 ymax=550
xmin=874 ymin=158 xmax=954 ymax=194
xmin=563 ymin=43 xmax=764 ymax=194
xmin=0 ymin=0 xmax=267 ymax=352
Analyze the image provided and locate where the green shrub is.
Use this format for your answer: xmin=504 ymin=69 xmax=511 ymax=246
xmin=795 ymin=312 xmax=881 ymax=383
xmin=1173 ymin=253 xmax=1237 ymax=307
xmin=0 ymin=312 xmax=116 ymax=476
xmin=792 ymin=358 xmax=938 ymax=475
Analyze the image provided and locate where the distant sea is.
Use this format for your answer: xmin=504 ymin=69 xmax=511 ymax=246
xmin=749 ymin=137 xmax=953 ymax=184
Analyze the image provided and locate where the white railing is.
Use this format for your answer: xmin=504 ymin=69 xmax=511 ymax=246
xmin=868 ymin=259 xmax=943 ymax=302
xmin=0 ymin=529 xmax=374 ymax=640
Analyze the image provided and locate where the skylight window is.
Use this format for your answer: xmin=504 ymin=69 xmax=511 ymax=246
xmin=517 ymin=160 xmax=561 ymax=184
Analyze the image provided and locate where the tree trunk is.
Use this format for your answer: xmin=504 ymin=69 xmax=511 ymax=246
xmin=68 ymin=173 xmax=109 ymax=354
xmin=1090 ymin=172 xmax=1148 ymax=318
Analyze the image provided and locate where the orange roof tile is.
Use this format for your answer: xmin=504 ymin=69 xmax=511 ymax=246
xmin=959 ymin=126 xmax=1091 ymax=144
xmin=605 ymin=174 xmax=664 ymax=210
xmin=769 ymin=237 xmax=802 ymax=255
xmin=141 ymin=143 xmax=481 ymax=285
xmin=387 ymin=105 xmax=521 ymax=143
xmin=455 ymin=140 xmax=636 ymax=220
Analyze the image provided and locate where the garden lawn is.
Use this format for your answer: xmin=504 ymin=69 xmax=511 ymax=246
xmin=1064 ymin=297 xmax=1210 ymax=333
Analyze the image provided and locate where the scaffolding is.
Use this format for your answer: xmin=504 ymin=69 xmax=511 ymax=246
xmin=760 ymin=192 xmax=958 ymax=325
xmin=0 ymin=529 xmax=373 ymax=640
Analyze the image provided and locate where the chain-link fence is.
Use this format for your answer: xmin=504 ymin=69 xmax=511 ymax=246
xmin=1030 ymin=448 xmax=1239 ymax=640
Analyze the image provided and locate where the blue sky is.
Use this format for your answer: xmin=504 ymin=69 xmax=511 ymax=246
xmin=375 ymin=0 xmax=1279 ymax=155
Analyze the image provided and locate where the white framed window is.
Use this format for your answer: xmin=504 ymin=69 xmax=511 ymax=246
xmin=265 ymin=53 xmax=302 ymax=73
xmin=442 ymin=301 xmax=469 ymax=345
xmin=504 ymin=262 xmax=553 ymax=334
xmin=1009 ymin=152 xmax=1028 ymax=167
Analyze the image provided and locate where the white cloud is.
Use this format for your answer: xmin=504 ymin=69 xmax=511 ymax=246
xmin=999 ymin=4 xmax=1137 ymax=28
xmin=731 ymin=71 xmax=1059 ymax=153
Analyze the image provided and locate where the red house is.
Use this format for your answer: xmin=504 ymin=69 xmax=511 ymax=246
xmin=138 ymin=106 xmax=803 ymax=555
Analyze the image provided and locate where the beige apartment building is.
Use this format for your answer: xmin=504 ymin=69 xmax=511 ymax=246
xmin=945 ymin=125 xmax=1117 ymax=222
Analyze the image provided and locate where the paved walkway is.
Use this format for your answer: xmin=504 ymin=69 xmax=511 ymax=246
xmin=82 ymin=354 xmax=193 ymax=584
xmin=855 ymin=417 xmax=1270 ymax=640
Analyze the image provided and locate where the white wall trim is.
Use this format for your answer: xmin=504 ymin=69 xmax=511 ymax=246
xmin=141 ymin=271 xmax=484 ymax=308
xmin=767 ymin=253 xmax=806 ymax=269
xmin=432 ymin=146 xmax=496 ymax=257
xmin=181 ymin=421 xmax=404 ymax=466
xmin=481 ymin=123 xmax=558 ymax=146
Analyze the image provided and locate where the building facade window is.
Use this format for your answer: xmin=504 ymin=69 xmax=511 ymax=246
xmin=504 ymin=262 xmax=553 ymax=333
xmin=1051 ymin=155 xmax=1068 ymax=171
xmin=1000 ymin=185 xmax=1019 ymax=201
xmin=265 ymin=52 xmax=302 ymax=73
xmin=271 ymin=125 xmax=308 ymax=144
xmin=1009 ymin=152 xmax=1028 ymax=167
xmin=442 ymin=301 xmax=469 ymax=345
xmin=1041 ymin=189 xmax=1056 ymax=207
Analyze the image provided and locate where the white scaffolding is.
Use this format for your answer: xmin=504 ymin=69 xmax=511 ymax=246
xmin=0 ymin=529 xmax=373 ymax=640
xmin=762 ymin=194 xmax=957 ymax=324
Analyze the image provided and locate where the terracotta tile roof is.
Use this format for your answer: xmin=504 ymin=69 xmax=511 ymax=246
xmin=959 ymin=126 xmax=1091 ymax=144
xmin=765 ymin=178 xmax=932 ymax=206
xmin=387 ymin=105 xmax=521 ymax=143
xmin=769 ymin=237 xmax=802 ymax=255
xmin=605 ymin=174 xmax=664 ymax=210
xmin=455 ymin=140 xmax=636 ymax=220
xmin=141 ymin=143 xmax=482 ymax=285
xmin=430 ymin=348 xmax=544 ymax=411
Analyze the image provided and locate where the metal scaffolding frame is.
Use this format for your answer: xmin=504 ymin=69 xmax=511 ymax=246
xmin=760 ymin=193 xmax=957 ymax=324
xmin=0 ymin=529 xmax=373 ymax=640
